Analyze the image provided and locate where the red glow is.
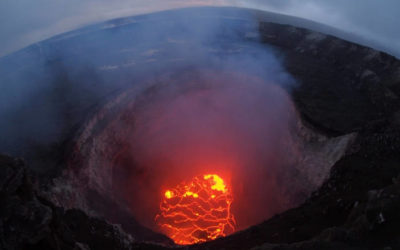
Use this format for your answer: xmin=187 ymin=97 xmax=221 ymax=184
xmin=155 ymin=174 xmax=236 ymax=245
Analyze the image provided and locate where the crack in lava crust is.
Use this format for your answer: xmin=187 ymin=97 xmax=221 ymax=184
xmin=155 ymin=174 xmax=236 ymax=245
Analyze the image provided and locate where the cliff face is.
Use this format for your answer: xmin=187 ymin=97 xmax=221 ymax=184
xmin=1 ymin=7 xmax=400 ymax=250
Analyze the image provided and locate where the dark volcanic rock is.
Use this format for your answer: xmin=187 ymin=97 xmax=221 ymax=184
xmin=258 ymin=22 xmax=400 ymax=135
xmin=0 ymin=154 xmax=134 ymax=250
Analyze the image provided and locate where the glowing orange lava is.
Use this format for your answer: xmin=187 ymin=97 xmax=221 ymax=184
xmin=155 ymin=174 xmax=236 ymax=245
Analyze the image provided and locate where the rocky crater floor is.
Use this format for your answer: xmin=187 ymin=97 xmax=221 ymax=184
xmin=1 ymin=123 xmax=400 ymax=250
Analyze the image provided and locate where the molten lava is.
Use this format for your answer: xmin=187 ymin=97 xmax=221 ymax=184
xmin=155 ymin=174 xmax=236 ymax=245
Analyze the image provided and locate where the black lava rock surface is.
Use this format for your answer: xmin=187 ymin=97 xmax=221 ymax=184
xmin=0 ymin=154 xmax=135 ymax=250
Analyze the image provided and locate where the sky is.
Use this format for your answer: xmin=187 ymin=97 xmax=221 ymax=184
xmin=0 ymin=0 xmax=399 ymax=58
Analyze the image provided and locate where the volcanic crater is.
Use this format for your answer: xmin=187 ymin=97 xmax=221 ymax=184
xmin=1 ymin=7 xmax=400 ymax=250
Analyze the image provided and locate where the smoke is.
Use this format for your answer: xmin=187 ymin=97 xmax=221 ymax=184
xmin=0 ymin=7 xmax=293 ymax=162
xmin=0 ymin=4 xmax=348 ymax=238
xmin=120 ymin=70 xmax=297 ymax=230
xmin=0 ymin=6 xmax=300 ymax=234
xmin=69 ymin=8 xmax=298 ymax=231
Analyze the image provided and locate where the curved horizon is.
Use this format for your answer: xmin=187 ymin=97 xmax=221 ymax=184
xmin=1 ymin=1 xmax=399 ymax=58
xmin=1 ymin=6 xmax=398 ymax=60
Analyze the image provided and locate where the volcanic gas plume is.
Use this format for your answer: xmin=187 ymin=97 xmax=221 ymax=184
xmin=106 ymin=71 xmax=298 ymax=238
xmin=40 ymin=10 xmax=306 ymax=243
